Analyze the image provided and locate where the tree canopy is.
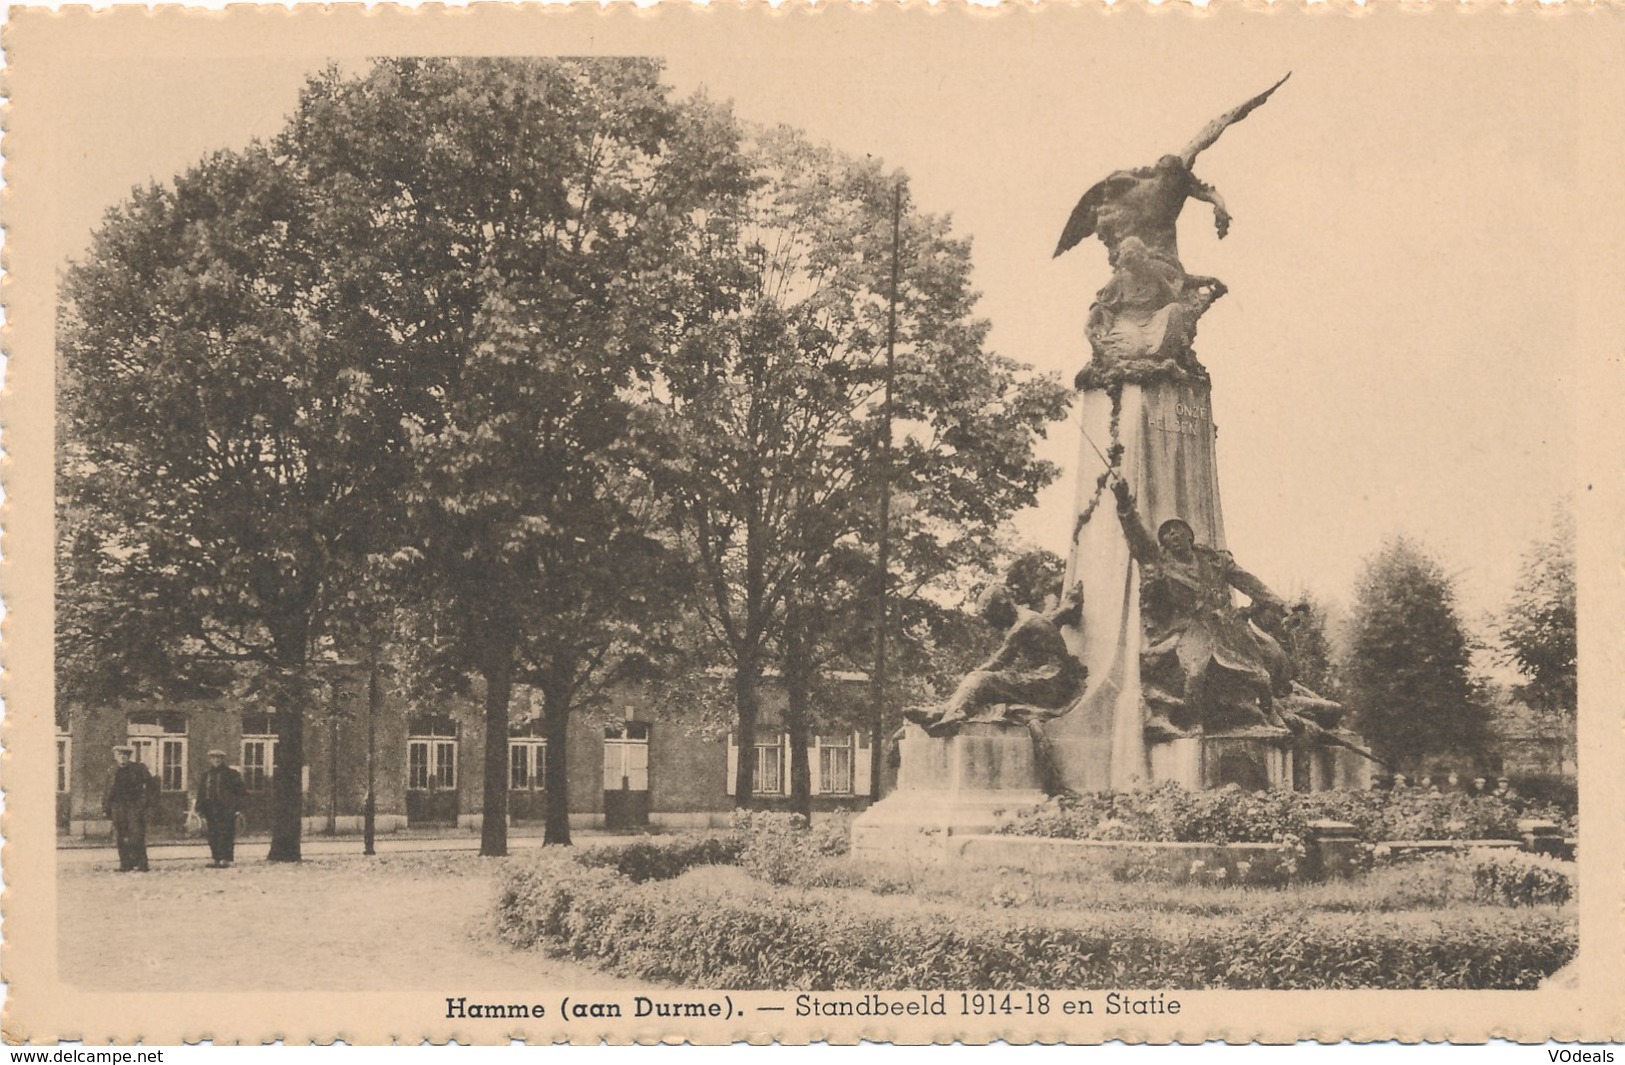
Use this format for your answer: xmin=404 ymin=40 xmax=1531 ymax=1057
xmin=1343 ymin=537 xmax=1489 ymax=772
xmin=1500 ymin=501 xmax=1576 ymax=716
xmin=282 ymin=57 xmax=751 ymax=852
xmin=57 ymin=143 xmax=419 ymax=860
xmin=657 ymin=126 xmax=1071 ymax=804
xmin=58 ymin=57 xmax=751 ymax=856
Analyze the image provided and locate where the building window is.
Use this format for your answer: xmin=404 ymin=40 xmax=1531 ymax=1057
xmin=408 ymin=739 xmax=457 ymax=790
xmin=818 ymin=735 xmax=854 ymax=795
xmin=237 ymin=714 xmax=276 ymax=792
xmin=603 ymin=722 xmax=650 ymax=792
xmin=509 ymin=740 xmax=547 ymax=791
xmin=754 ymin=741 xmax=783 ymax=795
xmin=128 ymin=711 xmax=188 ymax=792
xmin=241 ymin=736 xmax=277 ymax=792
xmin=408 ymin=715 xmax=458 ymax=791
xmin=408 ymin=742 xmax=431 ymax=790
xmin=57 ymin=734 xmax=72 ymax=794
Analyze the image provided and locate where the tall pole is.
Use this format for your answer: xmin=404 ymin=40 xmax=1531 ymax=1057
xmin=326 ymin=712 xmax=339 ymax=835
xmin=870 ymin=181 xmax=903 ymax=802
xmin=364 ymin=646 xmax=379 ymax=857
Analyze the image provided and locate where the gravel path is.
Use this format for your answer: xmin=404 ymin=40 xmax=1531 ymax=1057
xmin=57 ymin=849 xmax=634 ymax=992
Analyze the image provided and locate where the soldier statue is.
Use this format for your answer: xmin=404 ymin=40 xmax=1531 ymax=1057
xmin=1112 ymin=478 xmax=1293 ymax=739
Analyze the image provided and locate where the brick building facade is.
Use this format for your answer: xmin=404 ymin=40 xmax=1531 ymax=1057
xmin=57 ymin=669 xmax=877 ymax=840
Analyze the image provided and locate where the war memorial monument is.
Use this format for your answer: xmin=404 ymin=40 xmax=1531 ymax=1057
xmin=855 ymin=75 xmax=1376 ymax=854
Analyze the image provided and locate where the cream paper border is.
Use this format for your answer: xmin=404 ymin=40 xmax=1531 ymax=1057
xmin=4 ymin=2 xmax=1623 ymax=1045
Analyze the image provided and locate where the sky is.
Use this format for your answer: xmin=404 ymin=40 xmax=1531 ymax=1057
xmin=25 ymin=7 xmax=1593 ymax=625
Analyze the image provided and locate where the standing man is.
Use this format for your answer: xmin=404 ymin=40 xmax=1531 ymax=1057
xmin=103 ymin=745 xmax=156 ymax=872
xmin=195 ymin=749 xmax=248 ymax=868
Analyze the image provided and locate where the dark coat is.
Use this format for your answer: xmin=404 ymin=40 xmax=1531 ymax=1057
xmin=103 ymin=761 xmax=157 ymax=818
xmin=196 ymin=764 xmax=248 ymax=820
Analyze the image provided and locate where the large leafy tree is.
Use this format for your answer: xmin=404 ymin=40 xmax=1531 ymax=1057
xmin=661 ymin=127 xmax=1071 ymax=805
xmin=1343 ymin=537 xmax=1489 ymax=771
xmin=57 ymin=146 xmax=417 ymax=861
xmin=285 ymin=57 xmax=750 ymax=852
xmin=1500 ymin=501 xmax=1576 ymax=716
xmin=60 ymin=57 xmax=752 ymax=858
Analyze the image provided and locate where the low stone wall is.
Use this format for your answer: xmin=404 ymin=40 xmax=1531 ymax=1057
xmin=1374 ymin=839 xmax=1518 ymax=862
xmin=952 ymin=834 xmax=1303 ymax=885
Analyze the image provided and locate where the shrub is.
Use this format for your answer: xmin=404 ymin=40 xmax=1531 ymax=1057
xmin=1471 ymin=849 xmax=1575 ymax=907
xmin=732 ymin=809 xmax=853 ymax=887
xmin=492 ymin=854 xmax=1574 ymax=990
xmin=810 ymin=810 xmax=854 ymax=858
xmin=572 ymin=835 xmax=742 ymax=883
xmin=733 ymin=810 xmax=813 ymax=885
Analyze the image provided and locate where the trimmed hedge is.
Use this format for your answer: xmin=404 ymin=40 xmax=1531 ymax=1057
xmin=493 ymin=850 xmax=1575 ymax=990
xmin=998 ymin=783 xmax=1573 ymax=845
xmin=572 ymin=836 xmax=742 ymax=883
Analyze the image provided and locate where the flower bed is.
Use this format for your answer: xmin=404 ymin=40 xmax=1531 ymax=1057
xmin=492 ymin=836 xmax=1575 ymax=991
xmin=997 ymin=782 xmax=1573 ymax=846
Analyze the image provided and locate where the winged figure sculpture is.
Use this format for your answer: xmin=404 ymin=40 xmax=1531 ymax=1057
xmin=1054 ymin=73 xmax=1291 ymax=268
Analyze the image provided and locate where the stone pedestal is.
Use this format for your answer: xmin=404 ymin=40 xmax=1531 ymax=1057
xmin=1305 ymin=820 xmax=1364 ymax=880
xmin=851 ymin=722 xmax=1047 ymax=860
xmin=1146 ymin=726 xmax=1294 ymax=790
xmin=1052 ymin=379 xmax=1228 ymax=791
xmin=1519 ymin=819 xmax=1570 ymax=859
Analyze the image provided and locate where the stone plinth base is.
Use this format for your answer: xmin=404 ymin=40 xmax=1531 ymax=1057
xmin=1298 ymin=732 xmax=1374 ymax=791
xmin=1146 ymin=727 xmax=1374 ymax=792
xmin=851 ymin=722 xmax=1046 ymax=860
xmin=1147 ymin=727 xmax=1293 ymax=790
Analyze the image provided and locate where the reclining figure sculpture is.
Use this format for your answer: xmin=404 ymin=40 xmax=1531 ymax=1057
xmin=903 ymin=583 xmax=1087 ymax=738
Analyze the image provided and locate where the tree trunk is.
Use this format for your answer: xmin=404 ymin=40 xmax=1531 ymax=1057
xmin=732 ymin=651 xmax=763 ymax=807
xmin=541 ymin=681 xmax=573 ymax=847
xmin=786 ymin=701 xmax=812 ymax=820
xmin=479 ymin=625 xmax=517 ymax=858
xmin=267 ymin=624 xmax=310 ymax=863
xmin=268 ymin=699 xmax=305 ymax=862
xmin=784 ymin=606 xmax=814 ymax=821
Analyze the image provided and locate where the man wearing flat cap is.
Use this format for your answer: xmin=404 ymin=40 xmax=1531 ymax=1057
xmin=195 ymin=749 xmax=248 ymax=867
xmin=103 ymin=745 xmax=157 ymax=872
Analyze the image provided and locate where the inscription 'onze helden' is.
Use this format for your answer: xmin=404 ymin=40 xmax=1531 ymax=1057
xmin=1149 ymin=400 xmax=1213 ymax=437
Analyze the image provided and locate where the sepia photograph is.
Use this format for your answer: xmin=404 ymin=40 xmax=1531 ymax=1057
xmin=4 ymin=3 xmax=1622 ymax=1046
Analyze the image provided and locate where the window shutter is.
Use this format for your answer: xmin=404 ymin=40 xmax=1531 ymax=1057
xmin=808 ymin=736 xmax=822 ymax=796
xmin=725 ymin=734 xmax=737 ymax=797
xmin=853 ymin=731 xmax=872 ymax=796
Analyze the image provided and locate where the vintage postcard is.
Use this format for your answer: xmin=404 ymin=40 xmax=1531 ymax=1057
xmin=4 ymin=1 xmax=1623 ymax=1047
